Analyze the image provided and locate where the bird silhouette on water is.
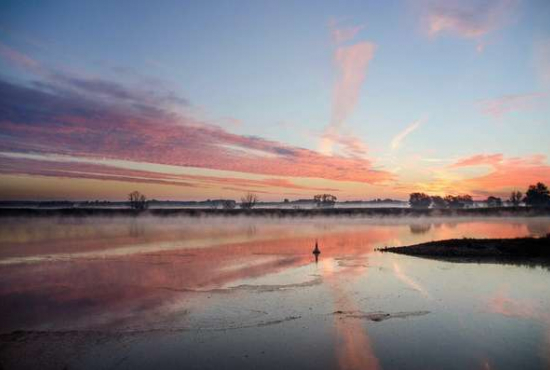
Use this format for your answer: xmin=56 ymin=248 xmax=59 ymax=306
xmin=313 ymin=239 xmax=321 ymax=263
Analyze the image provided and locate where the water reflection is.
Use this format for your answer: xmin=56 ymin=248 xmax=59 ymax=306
xmin=1 ymin=216 xmax=550 ymax=369
xmin=526 ymin=220 xmax=550 ymax=237
xmin=409 ymin=223 xmax=432 ymax=234
xmin=313 ymin=240 xmax=321 ymax=264
xmin=485 ymin=285 xmax=550 ymax=369
xmin=392 ymin=261 xmax=431 ymax=299
xmin=129 ymin=219 xmax=145 ymax=237
xmin=324 ymin=246 xmax=381 ymax=370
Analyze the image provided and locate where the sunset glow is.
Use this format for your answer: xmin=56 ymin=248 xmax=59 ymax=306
xmin=1 ymin=0 xmax=549 ymax=200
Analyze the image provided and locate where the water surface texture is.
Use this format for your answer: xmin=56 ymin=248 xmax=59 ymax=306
xmin=1 ymin=216 xmax=550 ymax=370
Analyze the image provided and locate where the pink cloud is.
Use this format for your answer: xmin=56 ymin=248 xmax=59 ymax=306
xmin=423 ymin=0 xmax=516 ymax=51
xmin=321 ymin=42 xmax=376 ymax=155
xmin=0 ymin=78 xmax=394 ymax=187
xmin=0 ymin=42 xmax=41 ymax=73
xmin=0 ymin=155 xmax=343 ymax=194
xmin=330 ymin=24 xmax=365 ymax=44
xmin=320 ymin=131 xmax=369 ymax=158
xmin=450 ymin=153 xmax=550 ymax=196
xmin=0 ymin=44 xmax=393 ymax=197
xmin=450 ymin=153 xmax=504 ymax=168
xmin=426 ymin=0 xmax=514 ymax=37
xmin=332 ymin=42 xmax=376 ymax=127
xmin=534 ymin=38 xmax=550 ymax=86
xmin=478 ymin=92 xmax=549 ymax=119
xmin=410 ymin=153 xmax=550 ymax=197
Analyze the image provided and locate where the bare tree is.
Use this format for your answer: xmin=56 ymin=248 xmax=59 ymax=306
xmin=430 ymin=195 xmax=446 ymax=209
xmin=314 ymin=194 xmax=337 ymax=208
xmin=128 ymin=191 xmax=148 ymax=211
xmin=409 ymin=193 xmax=431 ymax=209
xmin=240 ymin=192 xmax=258 ymax=209
xmin=509 ymin=191 xmax=522 ymax=206
xmin=222 ymin=200 xmax=236 ymax=209
xmin=524 ymin=182 xmax=550 ymax=207
xmin=444 ymin=194 xmax=473 ymax=209
xmin=486 ymin=196 xmax=502 ymax=208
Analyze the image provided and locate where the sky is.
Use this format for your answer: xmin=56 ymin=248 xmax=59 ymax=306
xmin=0 ymin=0 xmax=549 ymax=201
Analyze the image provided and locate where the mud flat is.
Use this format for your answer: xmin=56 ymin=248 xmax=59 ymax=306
xmin=379 ymin=235 xmax=550 ymax=262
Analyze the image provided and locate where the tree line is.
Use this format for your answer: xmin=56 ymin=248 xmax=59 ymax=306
xmin=126 ymin=191 xmax=341 ymax=210
xmin=127 ymin=191 xmax=260 ymax=211
xmin=409 ymin=182 xmax=550 ymax=209
xmin=126 ymin=182 xmax=550 ymax=211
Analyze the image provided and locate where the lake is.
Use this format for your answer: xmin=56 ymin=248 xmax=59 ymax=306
xmin=1 ymin=216 xmax=549 ymax=369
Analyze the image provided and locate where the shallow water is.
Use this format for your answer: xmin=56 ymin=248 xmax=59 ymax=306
xmin=1 ymin=216 xmax=549 ymax=369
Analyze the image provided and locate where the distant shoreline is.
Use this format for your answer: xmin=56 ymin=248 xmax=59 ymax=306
xmin=378 ymin=235 xmax=550 ymax=262
xmin=1 ymin=207 xmax=550 ymax=218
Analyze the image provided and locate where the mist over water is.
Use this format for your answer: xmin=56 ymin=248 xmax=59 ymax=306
xmin=1 ymin=215 xmax=550 ymax=369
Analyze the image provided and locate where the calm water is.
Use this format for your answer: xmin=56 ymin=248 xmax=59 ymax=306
xmin=1 ymin=216 xmax=549 ymax=370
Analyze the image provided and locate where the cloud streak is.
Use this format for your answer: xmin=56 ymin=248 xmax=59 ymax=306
xmin=0 ymin=42 xmax=41 ymax=73
xmin=423 ymin=0 xmax=516 ymax=51
xmin=0 ymin=152 xmax=343 ymax=194
xmin=450 ymin=153 xmax=503 ymax=168
xmin=0 ymin=70 xmax=393 ymax=191
xmin=457 ymin=154 xmax=550 ymax=194
xmin=535 ymin=38 xmax=550 ymax=86
xmin=329 ymin=21 xmax=365 ymax=44
xmin=410 ymin=152 xmax=550 ymax=198
xmin=0 ymin=43 xmax=393 ymax=188
xmin=440 ymin=153 xmax=550 ymax=196
xmin=321 ymin=41 xmax=376 ymax=156
xmin=478 ymin=92 xmax=549 ymax=119
xmin=390 ymin=118 xmax=425 ymax=150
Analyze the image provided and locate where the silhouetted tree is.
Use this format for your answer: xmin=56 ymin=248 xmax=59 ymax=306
xmin=444 ymin=194 xmax=473 ymax=209
xmin=430 ymin=195 xmax=447 ymax=209
xmin=524 ymin=182 xmax=550 ymax=207
xmin=459 ymin=194 xmax=473 ymax=208
xmin=486 ymin=196 xmax=502 ymax=207
xmin=444 ymin=195 xmax=456 ymax=208
xmin=409 ymin=193 xmax=432 ymax=209
xmin=240 ymin=192 xmax=258 ymax=209
xmin=128 ymin=191 xmax=148 ymax=211
xmin=314 ymin=194 xmax=337 ymax=208
xmin=509 ymin=190 xmax=523 ymax=206
xmin=222 ymin=200 xmax=236 ymax=209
